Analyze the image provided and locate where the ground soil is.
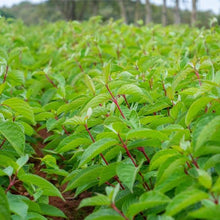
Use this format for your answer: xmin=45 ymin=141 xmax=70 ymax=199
xmin=34 ymin=126 xmax=94 ymax=219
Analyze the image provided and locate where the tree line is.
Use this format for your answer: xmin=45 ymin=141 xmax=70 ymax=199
xmin=49 ymin=0 xmax=212 ymax=26
xmin=1 ymin=0 xmax=218 ymax=27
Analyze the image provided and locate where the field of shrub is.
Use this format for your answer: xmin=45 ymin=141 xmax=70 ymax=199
xmin=0 ymin=17 xmax=220 ymax=219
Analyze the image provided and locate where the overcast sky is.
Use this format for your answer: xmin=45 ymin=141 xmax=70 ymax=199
xmin=0 ymin=0 xmax=219 ymax=14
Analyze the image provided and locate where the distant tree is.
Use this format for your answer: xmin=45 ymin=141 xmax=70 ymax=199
xmin=191 ymin=0 xmax=197 ymax=25
xmin=134 ymin=0 xmax=141 ymax=24
xmin=162 ymin=0 xmax=167 ymax=26
xmin=92 ymin=0 xmax=99 ymax=16
xmin=174 ymin=0 xmax=180 ymax=24
xmin=118 ymin=0 xmax=127 ymax=23
xmin=145 ymin=0 xmax=151 ymax=24
xmin=49 ymin=0 xmax=76 ymax=20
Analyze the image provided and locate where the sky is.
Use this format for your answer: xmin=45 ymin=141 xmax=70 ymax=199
xmin=0 ymin=0 xmax=219 ymax=14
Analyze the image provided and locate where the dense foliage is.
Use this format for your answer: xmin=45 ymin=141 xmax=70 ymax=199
xmin=0 ymin=17 xmax=220 ymax=219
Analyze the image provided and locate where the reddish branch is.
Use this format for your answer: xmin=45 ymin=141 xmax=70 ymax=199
xmin=111 ymin=203 xmax=129 ymax=220
xmin=137 ymin=147 xmax=150 ymax=164
xmin=117 ymin=134 xmax=150 ymax=191
xmin=45 ymin=74 xmax=57 ymax=88
xmin=3 ymin=65 xmax=9 ymax=83
xmin=105 ymin=84 xmax=126 ymax=119
xmin=193 ymin=67 xmax=202 ymax=86
xmin=5 ymin=171 xmax=18 ymax=193
xmin=122 ymin=94 xmax=130 ymax=109
xmin=0 ymin=138 xmax=6 ymax=149
xmin=74 ymin=58 xmax=84 ymax=72
xmin=84 ymin=124 xmax=125 ymax=189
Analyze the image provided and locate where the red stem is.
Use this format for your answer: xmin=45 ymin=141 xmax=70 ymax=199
xmin=137 ymin=147 xmax=150 ymax=164
xmin=190 ymin=155 xmax=199 ymax=168
xmin=111 ymin=203 xmax=128 ymax=220
xmin=162 ymin=81 xmax=167 ymax=96
xmin=84 ymin=124 xmax=124 ymax=189
xmin=84 ymin=124 xmax=95 ymax=143
xmin=74 ymin=58 xmax=84 ymax=72
xmin=0 ymin=138 xmax=6 ymax=149
xmin=6 ymin=172 xmax=17 ymax=193
xmin=45 ymin=74 xmax=57 ymax=88
xmin=117 ymin=134 xmax=150 ymax=191
xmin=122 ymin=94 xmax=130 ymax=109
xmin=105 ymin=84 xmax=126 ymax=119
xmin=3 ymin=65 xmax=8 ymax=83
xmin=194 ymin=68 xmax=202 ymax=86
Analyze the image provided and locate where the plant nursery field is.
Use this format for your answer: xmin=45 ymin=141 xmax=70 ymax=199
xmin=0 ymin=17 xmax=220 ymax=220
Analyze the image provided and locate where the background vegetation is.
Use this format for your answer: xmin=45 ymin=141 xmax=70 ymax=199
xmin=0 ymin=0 xmax=219 ymax=27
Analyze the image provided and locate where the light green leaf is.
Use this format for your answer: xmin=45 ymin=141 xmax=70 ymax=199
xmin=189 ymin=205 xmax=220 ymax=220
xmin=39 ymin=203 xmax=67 ymax=218
xmin=79 ymin=138 xmax=118 ymax=167
xmin=166 ymin=188 xmax=209 ymax=216
xmin=116 ymin=162 xmax=139 ymax=193
xmin=3 ymin=98 xmax=35 ymax=125
xmin=16 ymin=154 xmax=29 ymax=170
xmin=185 ymin=96 xmax=213 ymax=126
xmin=197 ymin=169 xmax=212 ymax=189
xmin=212 ymin=177 xmax=220 ymax=193
xmin=150 ymin=149 xmax=179 ymax=171
xmin=65 ymin=165 xmax=103 ymax=192
xmin=84 ymin=74 xmax=96 ymax=95
xmin=193 ymin=115 xmax=220 ymax=153
xmin=204 ymin=154 xmax=220 ymax=170
xmin=0 ymin=121 xmax=25 ymax=155
xmin=18 ymin=174 xmax=64 ymax=200
xmin=81 ymin=94 xmax=110 ymax=113
xmin=78 ymin=194 xmax=110 ymax=209
xmin=0 ymin=187 xmax=10 ymax=220
xmin=85 ymin=209 xmax=124 ymax=220
xmin=127 ymin=128 xmax=167 ymax=142
xmin=126 ymin=191 xmax=170 ymax=217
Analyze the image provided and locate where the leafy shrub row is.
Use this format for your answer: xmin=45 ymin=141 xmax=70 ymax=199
xmin=0 ymin=17 xmax=220 ymax=219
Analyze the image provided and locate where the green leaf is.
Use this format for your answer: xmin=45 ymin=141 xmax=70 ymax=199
xmin=197 ymin=169 xmax=212 ymax=189
xmin=0 ymin=187 xmax=10 ymax=220
xmin=0 ymin=155 xmax=18 ymax=170
xmin=78 ymin=194 xmax=110 ymax=209
xmin=85 ymin=209 xmax=124 ymax=220
xmin=81 ymin=94 xmax=110 ymax=113
xmin=165 ymin=188 xmax=209 ymax=216
xmin=204 ymin=154 xmax=220 ymax=170
xmin=150 ymin=149 xmax=179 ymax=171
xmin=116 ymin=162 xmax=139 ymax=193
xmin=39 ymin=203 xmax=67 ymax=218
xmin=84 ymin=74 xmax=96 ymax=95
xmin=103 ymin=62 xmax=111 ymax=84
xmin=16 ymin=154 xmax=29 ymax=170
xmin=0 ymin=121 xmax=25 ymax=155
xmin=118 ymin=84 xmax=143 ymax=95
xmin=56 ymin=135 xmax=91 ymax=153
xmin=57 ymin=96 xmax=88 ymax=115
xmin=79 ymin=138 xmax=118 ymax=167
xmin=7 ymin=193 xmax=28 ymax=219
xmin=65 ymin=165 xmax=103 ymax=192
xmin=193 ymin=115 xmax=220 ymax=153
xmin=18 ymin=174 xmax=64 ymax=200
xmin=3 ymin=98 xmax=35 ymax=125
xmin=189 ymin=205 xmax=220 ymax=220
xmin=185 ymin=96 xmax=213 ymax=126
xmin=99 ymin=162 xmax=118 ymax=185
xmin=127 ymin=128 xmax=167 ymax=142
xmin=65 ymin=116 xmax=85 ymax=126
xmin=126 ymin=191 xmax=170 ymax=217
xmin=212 ymin=177 xmax=220 ymax=193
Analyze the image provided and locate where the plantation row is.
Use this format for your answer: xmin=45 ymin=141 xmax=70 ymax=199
xmin=0 ymin=17 xmax=220 ymax=219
